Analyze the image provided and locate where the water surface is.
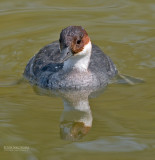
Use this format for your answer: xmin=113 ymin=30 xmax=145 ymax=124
xmin=0 ymin=0 xmax=155 ymax=159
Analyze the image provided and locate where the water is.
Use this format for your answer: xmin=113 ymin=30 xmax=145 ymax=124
xmin=0 ymin=0 xmax=155 ymax=159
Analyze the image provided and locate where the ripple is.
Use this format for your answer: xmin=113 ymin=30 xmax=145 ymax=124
xmin=67 ymin=136 xmax=148 ymax=152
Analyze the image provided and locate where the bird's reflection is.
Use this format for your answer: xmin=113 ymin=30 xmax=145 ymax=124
xmin=59 ymin=90 xmax=93 ymax=141
xmin=33 ymin=86 xmax=106 ymax=141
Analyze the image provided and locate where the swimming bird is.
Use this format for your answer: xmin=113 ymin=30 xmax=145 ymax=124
xmin=24 ymin=26 xmax=117 ymax=89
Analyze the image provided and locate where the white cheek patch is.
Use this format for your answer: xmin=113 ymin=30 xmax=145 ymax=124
xmin=78 ymin=41 xmax=92 ymax=56
xmin=63 ymin=41 xmax=92 ymax=72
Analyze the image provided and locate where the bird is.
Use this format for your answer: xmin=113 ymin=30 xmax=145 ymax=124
xmin=24 ymin=26 xmax=117 ymax=90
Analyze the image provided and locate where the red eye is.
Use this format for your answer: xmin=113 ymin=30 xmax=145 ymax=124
xmin=77 ymin=40 xmax=81 ymax=44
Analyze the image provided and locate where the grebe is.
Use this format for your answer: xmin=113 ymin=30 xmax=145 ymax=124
xmin=24 ymin=26 xmax=117 ymax=89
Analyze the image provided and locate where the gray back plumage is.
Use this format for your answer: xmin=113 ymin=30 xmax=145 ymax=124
xmin=24 ymin=41 xmax=117 ymax=89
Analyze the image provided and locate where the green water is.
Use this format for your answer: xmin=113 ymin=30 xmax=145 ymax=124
xmin=0 ymin=0 xmax=155 ymax=159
